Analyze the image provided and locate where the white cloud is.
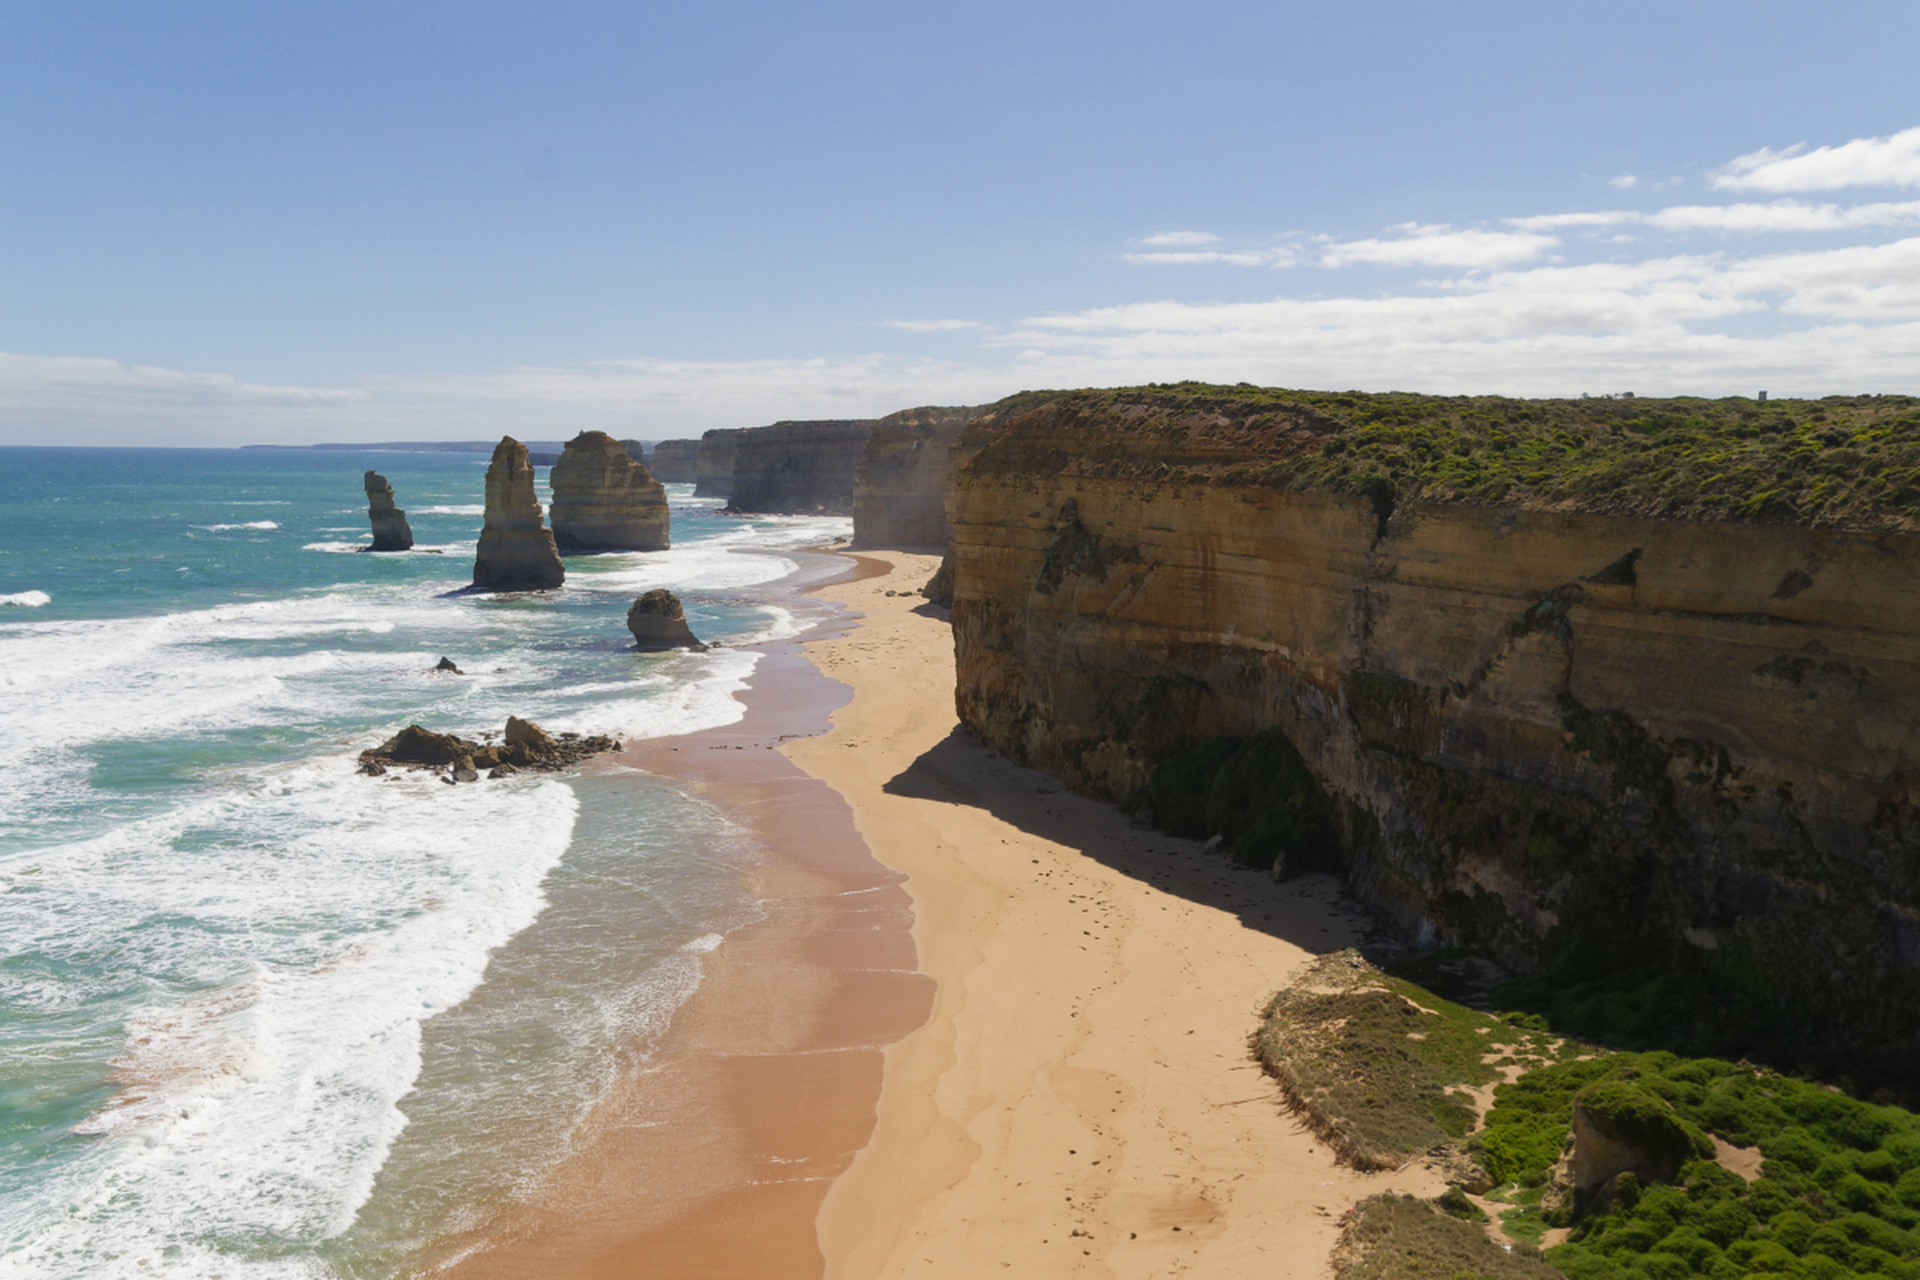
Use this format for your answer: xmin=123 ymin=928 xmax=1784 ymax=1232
xmin=1122 ymin=248 xmax=1292 ymax=267
xmin=1610 ymin=174 xmax=1639 ymax=190
xmin=885 ymin=318 xmax=987 ymax=332
xmin=1648 ymin=199 xmax=1920 ymax=232
xmin=1137 ymin=230 xmax=1221 ymax=247
xmin=1713 ymin=124 xmax=1920 ymax=192
xmin=1507 ymin=211 xmax=1635 ymax=231
xmin=1320 ymin=223 xmax=1559 ymax=269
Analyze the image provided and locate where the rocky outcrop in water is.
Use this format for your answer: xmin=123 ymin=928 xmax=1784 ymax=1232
xmin=627 ymin=588 xmax=707 ymax=651
xmin=948 ymin=386 xmax=1920 ymax=1076
xmin=694 ymin=428 xmax=745 ymax=498
xmin=851 ymin=405 xmax=986 ymax=548
xmin=725 ymin=419 xmax=876 ymax=514
xmin=363 ymin=471 xmax=414 ymax=551
xmin=648 ymin=439 xmax=700 ymax=483
xmin=357 ymin=717 xmax=619 ymax=779
xmin=548 ymin=430 xmax=670 ymax=553
xmin=471 ymin=437 xmax=565 ymax=591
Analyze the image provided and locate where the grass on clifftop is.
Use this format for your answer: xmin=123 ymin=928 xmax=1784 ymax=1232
xmin=1004 ymin=383 xmax=1920 ymax=532
xmin=1336 ymin=1193 xmax=1564 ymax=1280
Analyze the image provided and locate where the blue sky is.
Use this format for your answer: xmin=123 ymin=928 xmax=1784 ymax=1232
xmin=4 ymin=0 xmax=1920 ymax=445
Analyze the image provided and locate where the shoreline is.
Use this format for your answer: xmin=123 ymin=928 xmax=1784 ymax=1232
xmin=785 ymin=551 xmax=1443 ymax=1278
xmin=430 ymin=550 xmax=932 ymax=1278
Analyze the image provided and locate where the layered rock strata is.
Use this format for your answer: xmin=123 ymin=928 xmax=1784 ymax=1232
xmin=647 ymin=438 xmax=700 ymax=482
xmin=694 ymin=428 xmax=744 ymax=498
xmin=471 ymin=436 xmax=565 ymax=591
xmin=548 ymin=430 xmax=670 ymax=552
xmin=627 ymin=588 xmax=707 ymax=651
xmin=851 ymin=405 xmax=986 ymax=548
xmin=947 ymin=388 xmax=1920 ymax=1070
xmin=363 ymin=471 xmax=414 ymax=551
xmin=724 ymin=419 xmax=876 ymax=514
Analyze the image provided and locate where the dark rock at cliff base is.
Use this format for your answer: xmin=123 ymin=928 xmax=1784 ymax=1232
xmin=647 ymin=439 xmax=699 ymax=483
xmin=358 ymin=717 xmax=619 ymax=777
xmin=433 ymin=656 xmax=463 ymax=674
xmin=921 ymin=553 xmax=954 ymax=608
xmin=363 ymin=471 xmax=414 ymax=551
xmin=627 ymin=588 xmax=708 ymax=651
xmin=472 ymin=437 xmax=565 ymax=591
xmin=549 ymin=430 xmax=670 ymax=552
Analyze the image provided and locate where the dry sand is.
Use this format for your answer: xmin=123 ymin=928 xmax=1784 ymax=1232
xmin=788 ymin=551 xmax=1442 ymax=1279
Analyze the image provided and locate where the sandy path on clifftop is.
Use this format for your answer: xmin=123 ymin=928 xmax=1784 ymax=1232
xmin=789 ymin=552 xmax=1442 ymax=1280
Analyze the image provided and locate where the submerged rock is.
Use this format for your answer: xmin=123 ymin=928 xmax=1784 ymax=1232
xmin=471 ymin=437 xmax=565 ymax=591
xmin=363 ymin=471 xmax=414 ymax=551
xmin=627 ymin=588 xmax=707 ymax=651
xmin=548 ymin=430 xmax=670 ymax=552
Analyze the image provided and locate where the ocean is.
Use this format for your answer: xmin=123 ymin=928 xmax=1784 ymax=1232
xmin=0 ymin=447 xmax=852 ymax=1279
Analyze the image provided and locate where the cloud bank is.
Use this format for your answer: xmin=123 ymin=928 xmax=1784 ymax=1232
xmin=6 ymin=123 xmax=1919 ymax=445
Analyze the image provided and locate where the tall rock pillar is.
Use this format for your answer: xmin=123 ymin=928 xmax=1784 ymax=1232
xmin=363 ymin=470 xmax=414 ymax=551
xmin=471 ymin=437 xmax=565 ymax=591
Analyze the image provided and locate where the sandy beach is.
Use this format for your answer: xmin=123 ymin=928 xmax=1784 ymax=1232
xmin=789 ymin=551 xmax=1442 ymax=1279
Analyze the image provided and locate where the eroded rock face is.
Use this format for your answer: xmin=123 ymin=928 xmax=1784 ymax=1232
xmin=627 ymin=588 xmax=707 ymax=651
xmin=548 ymin=430 xmax=670 ymax=553
xmin=648 ymin=439 xmax=700 ymax=483
xmin=725 ymin=419 xmax=875 ymax=514
xmin=364 ymin=471 xmax=414 ymax=551
xmin=947 ymin=389 xmax=1920 ymax=1072
xmin=851 ymin=405 xmax=985 ymax=548
xmin=471 ymin=436 xmax=565 ymax=591
xmin=694 ymin=428 xmax=744 ymax=498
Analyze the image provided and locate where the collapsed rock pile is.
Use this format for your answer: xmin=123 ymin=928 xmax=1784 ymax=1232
xmin=357 ymin=716 xmax=618 ymax=781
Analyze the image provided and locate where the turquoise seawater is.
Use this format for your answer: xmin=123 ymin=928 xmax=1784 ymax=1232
xmin=0 ymin=447 xmax=849 ymax=1278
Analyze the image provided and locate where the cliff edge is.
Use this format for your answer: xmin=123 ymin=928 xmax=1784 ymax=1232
xmin=725 ymin=419 xmax=876 ymax=514
xmin=851 ymin=405 xmax=986 ymax=548
xmin=948 ymin=385 xmax=1920 ymax=1076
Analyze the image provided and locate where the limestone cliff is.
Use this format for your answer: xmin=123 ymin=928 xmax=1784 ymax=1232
xmin=471 ymin=436 xmax=565 ymax=591
xmin=948 ymin=386 xmax=1920 ymax=1073
xmin=725 ymin=419 xmax=876 ymax=515
xmin=548 ymin=430 xmax=670 ymax=552
xmin=694 ymin=428 xmax=744 ymax=498
xmin=363 ymin=470 xmax=413 ymax=551
xmin=648 ymin=439 xmax=700 ymax=483
xmin=851 ymin=405 xmax=987 ymax=548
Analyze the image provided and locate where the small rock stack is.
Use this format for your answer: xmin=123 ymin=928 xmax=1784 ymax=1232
xmin=363 ymin=471 xmax=414 ymax=551
xmin=627 ymin=588 xmax=707 ymax=651
xmin=471 ymin=436 xmax=565 ymax=591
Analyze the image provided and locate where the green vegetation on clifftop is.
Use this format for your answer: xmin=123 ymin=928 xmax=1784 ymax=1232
xmin=992 ymin=383 xmax=1920 ymax=531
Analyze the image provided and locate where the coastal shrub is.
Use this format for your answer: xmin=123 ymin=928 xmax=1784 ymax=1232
xmin=1475 ymin=1048 xmax=1920 ymax=1278
xmin=1333 ymin=1193 xmax=1564 ymax=1280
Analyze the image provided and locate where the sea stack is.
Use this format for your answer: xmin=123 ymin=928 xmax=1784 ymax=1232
xmin=471 ymin=436 xmax=565 ymax=591
xmin=647 ymin=439 xmax=700 ymax=482
xmin=627 ymin=589 xmax=707 ymax=651
xmin=363 ymin=471 xmax=414 ymax=551
xmin=548 ymin=430 xmax=670 ymax=552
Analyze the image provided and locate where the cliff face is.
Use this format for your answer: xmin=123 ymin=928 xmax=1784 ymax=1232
xmin=851 ymin=405 xmax=986 ymax=548
xmin=694 ymin=428 xmax=744 ymax=498
xmin=363 ymin=470 xmax=413 ymax=551
xmin=648 ymin=439 xmax=700 ymax=483
xmin=472 ymin=437 xmax=565 ymax=591
xmin=949 ymin=390 xmax=1920 ymax=1067
xmin=548 ymin=431 xmax=670 ymax=552
xmin=725 ymin=420 xmax=876 ymax=514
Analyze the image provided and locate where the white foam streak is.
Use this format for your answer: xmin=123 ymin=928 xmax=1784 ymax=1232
xmin=197 ymin=521 xmax=281 ymax=531
xmin=0 ymin=589 xmax=49 ymax=606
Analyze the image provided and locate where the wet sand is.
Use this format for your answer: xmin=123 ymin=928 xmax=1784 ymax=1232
xmin=432 ymin=553 xmax=933 ymax=1279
